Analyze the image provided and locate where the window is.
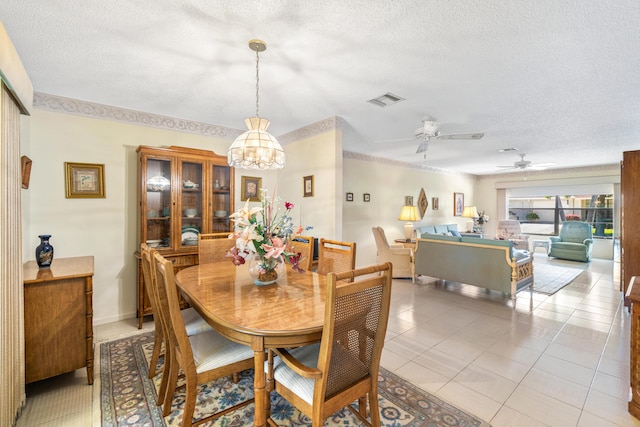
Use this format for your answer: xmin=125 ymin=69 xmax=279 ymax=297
xmin=508 ymin=194 xmax=613 ymax=238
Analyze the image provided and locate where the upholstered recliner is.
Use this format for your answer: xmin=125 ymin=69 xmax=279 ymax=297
xmin=372 ymin=226 xmax=414 ymax=281
xmin=548 ymin=221 xmax=593 ymax=262
xmin=496 ymin=220 xmax=529 ymax=251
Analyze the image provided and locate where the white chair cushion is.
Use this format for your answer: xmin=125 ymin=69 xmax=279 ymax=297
xmin=267 ymin=343 xmax=321 ymax=404
xmin=181 ymin=307 xmax=213 ymax=336
xmin=190 ymin=330 xmax=254 ymax=374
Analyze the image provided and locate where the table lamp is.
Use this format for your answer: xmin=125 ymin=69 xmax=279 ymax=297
xmin=462 ymin=206 xmax=479 ymax=232
xmin=398 ymin=205 xmax=420 ymax=240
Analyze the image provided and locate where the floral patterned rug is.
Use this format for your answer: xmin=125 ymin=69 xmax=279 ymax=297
xmin=100 ymin=332 xmax=490 ymax=427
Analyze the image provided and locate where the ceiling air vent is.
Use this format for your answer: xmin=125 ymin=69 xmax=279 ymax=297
xmin=367 ymin=92 xmax=405 ymax=107
xmin=498 ymin=147 xmax=519 ymax=152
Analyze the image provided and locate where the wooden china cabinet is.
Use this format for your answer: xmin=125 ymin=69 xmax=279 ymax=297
xmin=136 ymin=145 xmax=234 ymax=328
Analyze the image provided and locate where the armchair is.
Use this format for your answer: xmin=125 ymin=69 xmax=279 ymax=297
xmin=548 ymin=221 xmax=593 ymax=262
xmin=496 ymin=220 xmax=529 ymax=250
xmin=372 ymin=226 xmax=414 ymax=281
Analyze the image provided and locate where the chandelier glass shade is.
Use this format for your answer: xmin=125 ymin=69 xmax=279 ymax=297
xmin=228 ymin=117 xmax=285 ymax=170
xmin=228 ymin=39 xmax=285 ymax=170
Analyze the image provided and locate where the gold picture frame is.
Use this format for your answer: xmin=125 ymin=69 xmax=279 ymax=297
xmin=65 ymin=162 xmax=105 ymax=198
xmin=303 ymin=175 xmax=314 ymax=197
xmin=240 ymin=176 xmax=262 ymax=201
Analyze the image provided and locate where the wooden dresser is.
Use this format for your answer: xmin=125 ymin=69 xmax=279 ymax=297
xmin=23 ymin=256 xmax=94 ymax=384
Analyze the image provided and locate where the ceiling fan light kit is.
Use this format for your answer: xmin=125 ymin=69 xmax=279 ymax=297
xmin=497 ymin=154 xmax=555 ymax=171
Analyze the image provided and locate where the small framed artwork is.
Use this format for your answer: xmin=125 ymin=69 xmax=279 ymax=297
xmin=241 ymin=175 xmax=262 ymax=201
xmin=346 ymin=192 xmax=354 ymax=201
xmin=418 ymin=188 xmax=428 ymax=218
xmin=454 ymin=192 xmax=464 ymax=216
xmin=405 ymin=196 xmax=413 ymax=206
xmin=65 ymin=162 xmax=105 ymax=198
xmin=432 ymin=197 xmax=439 ymax=210
xmin=303 ymin=175 xmax=314 ymax=197
xmin=363 ymin=193 xmax=371 ymax=202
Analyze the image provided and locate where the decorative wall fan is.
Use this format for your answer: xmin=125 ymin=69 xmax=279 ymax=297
xmin=497 ymin=154 xmax=555 ymax=170
xmin=377 ymin=117 xmax=484 ymax=154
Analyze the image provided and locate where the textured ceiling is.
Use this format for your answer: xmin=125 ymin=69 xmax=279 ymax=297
xmin=2 ymin=0 xmax=640 ymax=175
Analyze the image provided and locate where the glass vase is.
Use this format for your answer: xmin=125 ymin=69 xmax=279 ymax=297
xmin=248 ymin=254 xmax=284 ymax=286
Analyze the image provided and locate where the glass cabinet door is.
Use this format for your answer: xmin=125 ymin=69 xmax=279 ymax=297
xmin=144 ymin=158 xmax=172 ymax=249
xmin=211 ymin=165 xmax=232 ymax=232
xmin=179 ymin=160 xmax=204 ymax=248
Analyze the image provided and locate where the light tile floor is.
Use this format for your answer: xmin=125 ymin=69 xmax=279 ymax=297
xmin=15 ymin=252 xmax=640 ymax=426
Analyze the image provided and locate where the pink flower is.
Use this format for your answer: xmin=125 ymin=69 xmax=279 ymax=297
xmin=287 ymin=252 xmax=305 ymax=273
xmin=261 ymin=237 xmax=285 ymax=259
xmin=285 ymin=201 xmax=294 ymax=210
xmin=225 ymin=247 xmax=246 ymax=266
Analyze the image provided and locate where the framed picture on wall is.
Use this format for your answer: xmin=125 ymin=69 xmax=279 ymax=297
xmin=405 ymin=196 xmax=413 ymax=206
xmin=303 ymin=175 xmax=314 ymax=197
xmin=432 ymin=197 xmax=439 ymax=210
xmin=454 ymin=192 xmax=464 ymax=216
xmin=346 ymin=192 xmax=353 ymax=201
xmin=363 ymin=193 xmax=371 ymax=202
xmin=418 ymin=188 xmax=428 ymax=218
xmin=241 ymin=176 xmax=262 ymax=201
xmin=65 ymin=162 xmax=106 ymax=198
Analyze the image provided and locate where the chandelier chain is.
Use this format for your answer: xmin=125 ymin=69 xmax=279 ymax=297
xmin=255 ymin=48 xmax=260 ymax=118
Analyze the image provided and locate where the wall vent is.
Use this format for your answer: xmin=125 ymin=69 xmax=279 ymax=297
xmin=367 ymin=92 xmax=405 ymax=107
xmin=498 ymin=147 xmax=519 ymax=152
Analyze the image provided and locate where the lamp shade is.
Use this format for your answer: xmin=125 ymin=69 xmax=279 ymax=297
xmin=227 ymin=117 xmax=285 ymax=170
xmin=461 ymin=206 xmax=479 ymax=218
xmin=398 ymin=205 xmax=420 ymax=221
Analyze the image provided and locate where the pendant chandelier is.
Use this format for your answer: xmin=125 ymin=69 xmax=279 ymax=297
xmin=227 ymin=39 xmax=285 ymax=170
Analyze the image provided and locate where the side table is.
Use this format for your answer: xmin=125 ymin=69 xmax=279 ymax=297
xmin=23 ymin=256 xmax=94 ymax=384
xmin=394 ymin=239 xmax=416 ymax=249
xmin=531 ymin=240 xmax=550 ymax=253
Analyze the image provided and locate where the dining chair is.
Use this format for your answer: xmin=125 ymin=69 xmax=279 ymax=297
xmin=316 ymin=238 xmax=356 ymax=276
xmin=266 ymin=262 xmax=393 ymax=427
xmin=152 ymin=251 xmax=255 ymax=427
xmin=140 ymin=244 xmax=212 ymax=374
xmin=287 ymin=235 xmax=315 ymax=271
xmin=197 ymin=232 xmax=234 ymax=264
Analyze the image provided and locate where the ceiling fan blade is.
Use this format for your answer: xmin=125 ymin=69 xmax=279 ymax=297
xmin=374 ymin=136 xmax=415 ymax=143
xmin=416 ymin=141 xmax=428 ymax=153
xmin=437 ymin=132 xmax=484 ymax=140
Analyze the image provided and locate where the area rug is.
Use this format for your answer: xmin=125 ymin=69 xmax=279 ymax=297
xmin=532 ymin=262 xmax=584 ymax=295
xmin=100 ymin=332 xmax=490 ymax=427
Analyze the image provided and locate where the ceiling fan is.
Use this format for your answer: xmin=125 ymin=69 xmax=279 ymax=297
xmin=378 ymin=117 xmax=485 ymax=154
xmin=497 ymin=154 xmax=555 ymax=170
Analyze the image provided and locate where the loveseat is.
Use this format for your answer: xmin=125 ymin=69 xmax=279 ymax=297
xmin=413 ymin=234 xmax=534 ymax=301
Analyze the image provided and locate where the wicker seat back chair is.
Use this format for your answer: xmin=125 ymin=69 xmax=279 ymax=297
xmin=152 ymin=251 xmax=255 ymax=427
xmin=267 ymin=262 xmax=393 ymax=427
xmin=197 ymin=232 xmax=234 ymax=264
xmin=317 ymin=239 xmax=356 ymax=276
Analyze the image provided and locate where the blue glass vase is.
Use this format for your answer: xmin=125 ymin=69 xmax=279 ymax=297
xmin=35 ymin=234 xmax=54 ymax=268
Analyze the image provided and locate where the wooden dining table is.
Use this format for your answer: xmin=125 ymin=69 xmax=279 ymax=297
xmin=174 ymin=262 xmax=327 ymax=427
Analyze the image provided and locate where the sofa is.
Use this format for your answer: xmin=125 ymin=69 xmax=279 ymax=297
xmin=548 ymin=221 xmax=593 ymax=262
xmin=415 ymin=223 xmax=483 ymax=239
xmin=413 ymin=234 xmax=534 ymax=301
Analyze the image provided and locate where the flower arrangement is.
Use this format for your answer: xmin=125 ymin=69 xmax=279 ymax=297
xmin=226 ymin=188 xmax=311 ymax=282
xmin=476 ymin=210 xmax=489 ymax=225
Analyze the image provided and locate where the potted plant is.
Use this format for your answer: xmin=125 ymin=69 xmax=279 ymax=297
xmin=526 ymin=211 xmax=540 ymax=221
